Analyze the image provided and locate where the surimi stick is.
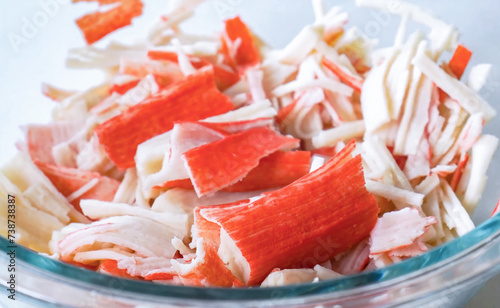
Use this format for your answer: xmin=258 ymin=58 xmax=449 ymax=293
xmin=199 ymin=140 xmax=379 ymax=285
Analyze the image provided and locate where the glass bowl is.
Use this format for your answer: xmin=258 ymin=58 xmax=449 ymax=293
xmin=1 ymin=0 xmax=500 ymax=307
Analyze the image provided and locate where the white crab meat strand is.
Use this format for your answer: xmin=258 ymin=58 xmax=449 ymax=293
xmin=414 ymin=173 xmax=440 ymax=196
xmin=53 ymin=83 xmax=110 ymax=121
xmin=113 ymin=168 xmax=138 ymax=204
xmin=203 ymin=99 xmax=277 ymax=122
xmin=386 ymin=31 xmax=421 ymax=122
xmin=272 ymin=77 xmax=353 ymax=98
xmin=365 ymin=180 xmax=424 ymax=209
xmin=66 ymin=42 xmax=145 ymax=69
xmin=41 ymin=83 xmax=77 ymax=102
xmin=312 ymin=120 xmax=365 ymax=149
xmin=246 ymin=68 xmax=267 ymax=102
xmin=462 ymin=135 xmax=499 ymax=213
xmin=361 ymin=49 xmax=398 ymax=133
xmin=73 ymin=248 xmax=134 ymax=264
xmin=172 ymin=38 xmax=196 ymax=76
xmin=362 ymin=138 xmax=412 ymax=190
xmin=260 ymin=60 xmax=297 ymax=93
xmin=143 ymin=123 xmax=226 ymax=194
xmin=438 ymin=180 xmax=475 ymax=236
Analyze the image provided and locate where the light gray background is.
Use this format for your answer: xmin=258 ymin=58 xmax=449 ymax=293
xmin=0 ymin=0 xmax=499 ymax=307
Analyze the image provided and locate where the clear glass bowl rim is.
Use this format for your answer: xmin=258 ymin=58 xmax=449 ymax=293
xmin=2 ymin=213 xmax=500 ymax=301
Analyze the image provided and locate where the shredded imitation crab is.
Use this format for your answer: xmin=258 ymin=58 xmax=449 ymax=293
xmin=1 ymin=0 xmax=499 ymax=287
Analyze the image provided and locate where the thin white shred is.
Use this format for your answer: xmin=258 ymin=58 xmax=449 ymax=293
xmin=113 ymin=168 xmax=138 ymax=204
xmin=172 ymin=38 xmax=196 ymax=76
xmin=365 ymin=180 xmax=424 ymax=209
xmin=312 ymin=120 xmax=365 ymax=148
xmin=272 ymin=78 xmax=353 ymax=98
xmin=414 ymin=173 xmax=440 ymax=196
xmin=279 ymin=25 xmax=321 ymax=65
xmin=80 ymin=200 xmax=189 ymax=239
xmin=361 ymin=49 xmax=399 ymax=133
xmin=439 ymin=180 xmax=475 ymax=236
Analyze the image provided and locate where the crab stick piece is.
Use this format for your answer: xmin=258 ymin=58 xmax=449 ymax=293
xmin=75 ymin=0 xmax=144 ymax=45
xmin=448 ymin=45 xmax=472 ymax=79
xmin=223 ymin=150 xmax=311 ymax=192
xmin=200 ymin=141 xmax=379 ymax=285
xmin=221 ymin=16 xmax=260 ymax=72
xmin=95 ymin=67 xmax=234 ymax=169
xmin=157 ymin=150 xmax=310 ymax=193
xmin=183 ymin=127 xmax=300 ymax=197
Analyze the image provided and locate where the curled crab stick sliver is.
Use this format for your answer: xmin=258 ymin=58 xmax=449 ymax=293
xmin=182 ymin=127 xmax=300 ymax=197
xmin=321 ymin=57 xmax=364 ymax=93
xmin=200 ymin=140 xmax=379 ymax=285
xmin=448 ymin=45 xmax=472 ymax=80
xmin=221 ymin=16 xmax=261 ymax=72
xmin=95 ymin=67 xmax=234 ymax=169
xmin=34 ymin=161 xmax=120 ymax=213
xmin=75 ymin=0 xmax=144 ymax=45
